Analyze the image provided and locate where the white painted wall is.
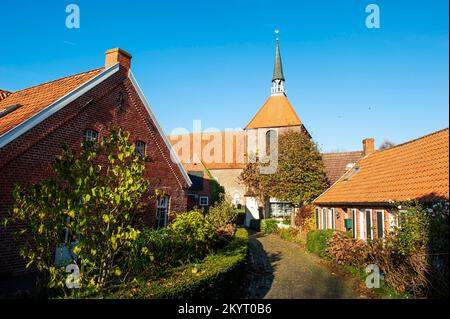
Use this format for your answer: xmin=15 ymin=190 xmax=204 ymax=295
xmin=245 ymin=196 xmax=260 ymax=227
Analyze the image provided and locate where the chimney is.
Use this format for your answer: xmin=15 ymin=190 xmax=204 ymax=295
xmin=105 ymin=48 xmax=132 ymax=71
xmin=362 ymin=138 xmax=375 ymax=156
xmin=0 ymin=89 xmax=11 ymax=101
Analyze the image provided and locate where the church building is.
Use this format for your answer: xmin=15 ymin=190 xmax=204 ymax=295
xmin=169 ymin=38 xmax=369 ymax=226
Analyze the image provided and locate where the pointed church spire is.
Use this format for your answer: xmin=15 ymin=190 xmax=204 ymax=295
xmin=271 ymin=30 xmax=286 ymax=96
xmin=273 ymin=38 xmax=285 ymax=81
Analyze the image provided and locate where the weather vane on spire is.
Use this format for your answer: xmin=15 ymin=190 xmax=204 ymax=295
xmin=274 ymin=29 xmax=280 ymax=41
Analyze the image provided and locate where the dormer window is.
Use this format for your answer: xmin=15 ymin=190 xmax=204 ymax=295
xmin=83 ymin=129 xmax=98 ymax=142
xmin=135 ymin=140 xmax=146 ymax=157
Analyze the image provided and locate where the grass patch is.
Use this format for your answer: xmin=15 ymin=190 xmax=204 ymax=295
xmin=261 ymin=219 xmax=278 ymax=234
xmin=306 ymin=229 xmax=334 ymax=259
xmin=343 ymin=265 xmax=411 ymax=299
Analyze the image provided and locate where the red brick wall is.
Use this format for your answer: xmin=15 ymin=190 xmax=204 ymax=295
xmin=0 ymin=67 xmax=189 ymax=275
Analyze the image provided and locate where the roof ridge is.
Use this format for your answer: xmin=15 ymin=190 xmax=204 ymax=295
xmin=169 ymin=131 xmax=245 ymax=138
xmin=2 ymin=67 xmax=104 ymax=98
xmin=374 ymin=127 xmax=449 ymax=155
xmin=322 ymin=150 xmax=363 ymax=155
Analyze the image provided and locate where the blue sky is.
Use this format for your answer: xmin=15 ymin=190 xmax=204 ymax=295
xmin=1 ymin=0 xmax=448 ymax=152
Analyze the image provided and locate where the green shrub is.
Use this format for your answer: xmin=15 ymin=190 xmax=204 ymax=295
xmin=207 ymin=197 xmax=237 ymax=228
xmin=169 ymin=211 xmax=217 ymax=257
xmin=108 ymin=228 xmax=249 ymax=299
xmin=279 ymin=228 xmax=294 ymax=241
xmin=306 ymin=229 xmax=335 ymax=258
xmin=261 ymin=219 xmax=278 ymax=234
xmin=129 ymin=211 xmax=218 ymax=277
xmin=129 ymin=227 xmax=184 ymax=276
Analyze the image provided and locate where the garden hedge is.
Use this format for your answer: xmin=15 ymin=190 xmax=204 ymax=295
xmin=107 ymin=228 xmax=249 ymax=299
xmin=306 ymin=229 xmax=335 ymax=258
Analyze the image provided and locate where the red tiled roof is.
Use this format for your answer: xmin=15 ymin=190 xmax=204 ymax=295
xmin=168 ymin=131 xmax=246 ymax=170
xmin=0 ymin=68 xmax=103 ymax=136
xmin=245 ymin=95 xmax=302 ymax=129
xmin=315 ymin=128 xmax=449 ymax=204
xmin=322 ymin=151 xmax=364 ymax=185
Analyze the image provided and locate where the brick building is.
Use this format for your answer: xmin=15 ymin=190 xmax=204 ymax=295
xmin=314 ymin=128 xmax=449 ymax=240
xmin=0 ymin=48 xmax=191 ymax=279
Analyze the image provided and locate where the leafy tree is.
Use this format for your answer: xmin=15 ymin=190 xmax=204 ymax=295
xmin=379 ymin=140 xmax=396 ymax=150
xmin=240 ymin=130 xmax=328 ymax=206
xmin=4 ymin=129 xmax=151 ymax=294
xmin=208 ymin=194 xmax=237 ymax=228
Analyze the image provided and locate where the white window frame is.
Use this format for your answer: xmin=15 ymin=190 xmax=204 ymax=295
xmin=375 ymin=209 xmax=385 ymax=239
xmin=322 ymin=208 xmax=328 ymax=229
xmin=351 ymin=208 xmax=357 ymax=239
xmin=83 ymin=129 xmax=98 ymax=142
xmin=330 ymin=208 xmax=335 ymax=229
xmin=359 ymin=209 xmax=365 ymax=239
xmin=199 ymin=196 xmax=209 ymax=206
xmin=156 ymin=195 xmax=170 ymax=228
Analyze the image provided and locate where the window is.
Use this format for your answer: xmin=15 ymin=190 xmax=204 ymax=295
xmin=55 ymin=212 xmax=79 ymax=267
xmin=351 ymin=209 xmax=357 ymax=238
xmin=199 ymin=196 xmax=209 ymax=206
xmin=265 ymin=130 xmax=276 ymax=156
xmin=83 ymin=129 xmax=98 ymax=142
xmin=322 ymin=208 xmax=328 ymax=229
xmin=376 ymin=210 xmax=384 ymax=238
xmin=344 ymin=166 xmax=361 ymax=181
xmin=315 ymin=208 xmax=321 ymax=229
xmin=135 ymin=140 xmax=146 ymax=157
xmin=359 ymin=210 xmax=365 ymax=239
xmin=330 ymin=208 xmax=335 ymax=229
xmin=365 ymin=209 xmax=373 ymax=240
xmin=397 ymin=210 xmax=405 ymax=228
xmin=233 ymin=193 xmax=240 ymax=207
xmin=156 ymin=196 xmax=170 ymax=228
xmin=269 ymin=202 xmax=293 ymax=218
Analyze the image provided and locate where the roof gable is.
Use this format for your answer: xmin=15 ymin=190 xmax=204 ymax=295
xmin=315 ymin=128 xmax=450 ymax=204
xmin=245 ymin=95 xmax=302 ymax=129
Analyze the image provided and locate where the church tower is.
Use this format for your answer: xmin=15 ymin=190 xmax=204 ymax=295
xmin=245 ymin=35 xmax=308 ymax=134
xmin=244 ymin=34 xmax=310 ymax=227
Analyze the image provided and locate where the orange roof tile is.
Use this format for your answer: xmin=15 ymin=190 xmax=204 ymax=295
xmin=0 ymin=68 xmax=103 ymax=136
xmin=322 ymin=151 xmax=364 ymax=185
xmin=245 ymin=95 xmax=302 ymax=129
xmin=315 ymin=128 xmax=449 ymax=204
xmin=168 ymin=131 xmax=246 ymax=170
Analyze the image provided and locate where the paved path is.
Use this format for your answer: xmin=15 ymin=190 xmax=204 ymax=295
xmin=243 ymin=233 xmax=362 ymax=299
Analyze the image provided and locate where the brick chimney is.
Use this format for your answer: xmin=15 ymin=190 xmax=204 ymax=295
xmin=0 ymin=89 xmax=11 ymax=101
xmin=362 ymin=138 xmax=375 ymax=156
xmin=105 ymin=48 xmax=132 ymax=71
